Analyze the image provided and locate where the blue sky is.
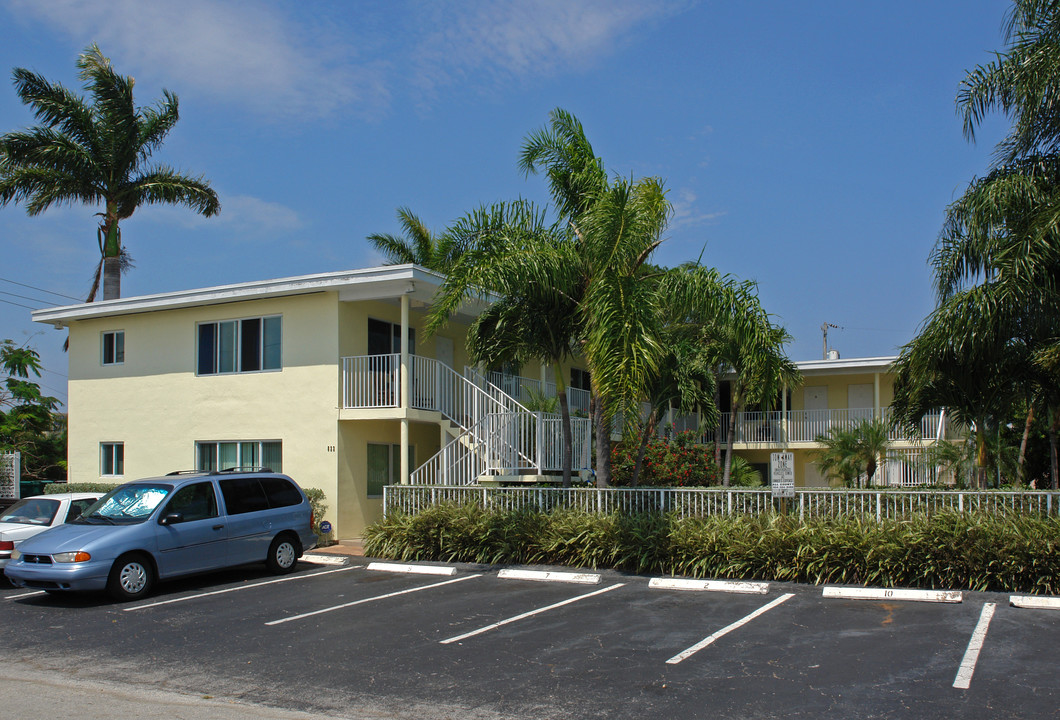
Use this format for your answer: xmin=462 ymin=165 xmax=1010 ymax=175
xmin=0 ymin=0 xmax=1013 ymax=406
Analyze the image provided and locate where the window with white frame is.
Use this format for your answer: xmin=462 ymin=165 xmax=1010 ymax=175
xmin=100 ymin=442 xmax=124 ymax=476
xmin=367 ymin=443 xmax=414 ymax=497
xmin=197 ymin=316 xmax=281 ymax=375
xmin=196 ymin=441 xmax=282 ymax=472
xmin=102 ymin=331 xmax=125 ymax=366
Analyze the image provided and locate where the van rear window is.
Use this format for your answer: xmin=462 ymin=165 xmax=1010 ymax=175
xmin=218 ymin=478 xmax=269 ymax=515
xmin=260 ymin=477 xmax=302 ymax=508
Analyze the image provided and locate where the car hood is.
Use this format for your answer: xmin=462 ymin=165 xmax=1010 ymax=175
xmin=15 ymin=521 xmax=148 ymax=555
xmin=0 ymin=522 xmax=49 ymax=542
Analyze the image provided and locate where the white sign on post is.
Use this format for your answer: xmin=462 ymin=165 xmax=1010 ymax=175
xmin=770 ymin=452 xmax=795 ymax=498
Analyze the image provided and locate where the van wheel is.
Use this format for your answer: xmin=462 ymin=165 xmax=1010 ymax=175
xmin=107 ymin=553 xmax=154 ymax=601
xmin=266 ymin=534 xmax=299 ymax=574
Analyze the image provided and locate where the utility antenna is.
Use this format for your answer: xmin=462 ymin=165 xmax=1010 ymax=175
xmin=821 ymin=322 xmax=842 ymax=359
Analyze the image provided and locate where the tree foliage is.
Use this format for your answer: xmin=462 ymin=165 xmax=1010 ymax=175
xmin=0 ymin=340 xmax=65 ymax=484
xmin=0 ymin=44 xmax=220 ymax=300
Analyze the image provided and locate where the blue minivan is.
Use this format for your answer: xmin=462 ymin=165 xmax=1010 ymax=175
xmin=4 ymin=469 xmax=317 ymax=601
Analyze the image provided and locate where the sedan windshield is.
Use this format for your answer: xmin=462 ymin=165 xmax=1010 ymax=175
xmin=80 ymin=484 xmax=172 ymax=523
xmin=0 ymin=498 xmax=60 ymax=526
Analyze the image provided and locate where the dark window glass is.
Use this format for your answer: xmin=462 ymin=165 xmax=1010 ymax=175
xmin=218 ymin=477 xmax=269 ymax=515
xmin=263 ymin=316 xmax=281 ymax=370
xmin=65 ymin=499 xmax=95 ymax=522
xmin=198 ymin=324 xmax=217 ymax=374
xmin=241 ymin=318 xmax=261 ymax=372
xmin=260 ymin=477 xmax=301 ymax=508
xmin=164 ymin=482 xmax=219 ymax=523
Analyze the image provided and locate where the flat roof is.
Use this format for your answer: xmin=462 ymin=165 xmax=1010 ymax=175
xmin=795 ymin=356 xmax=897 ymax=374
xmin=30 ymin=264 xmax=490 ymax=328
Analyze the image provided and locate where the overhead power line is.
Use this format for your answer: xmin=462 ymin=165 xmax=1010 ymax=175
xmin=0 ymin=276 xmax=81 ymax=302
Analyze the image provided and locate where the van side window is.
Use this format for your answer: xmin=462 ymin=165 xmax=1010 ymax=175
xmin=219 ymin=477 xmax=269 ymax=515
xmin=260 ymin=477 xmax=302 ymax=508
xmin=164 ymin=482 xmax=219 ymax=523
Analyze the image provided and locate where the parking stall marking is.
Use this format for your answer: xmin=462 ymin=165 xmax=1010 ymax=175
xmin=125 ymin=565 xmax=361 ymax=611
xmin=439 ymin=582 xmax=626 ymax=645
xmin=665 ymin=593 xmax=796 ymax=665
xmin=266 ymin=573 xmax=483 ymax=626
xmin=4 ymin=590 xmax=46 ymax=600
xmin=953 ymin=603 xmax=997 ymax=690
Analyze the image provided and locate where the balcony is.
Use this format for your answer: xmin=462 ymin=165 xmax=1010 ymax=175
xmin=697 ymin=407 xmax=947 ymax=446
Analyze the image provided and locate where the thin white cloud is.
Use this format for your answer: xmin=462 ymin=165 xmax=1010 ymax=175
xmin=8 ymin=0 xmax=390 ymax=119
xmin=413 ymin=0 xmax=680 ymax=91
xmin=144 ymin=193 xmax=303 ymax=237
xmin=670 ymin=188 xmax=725 ymax=231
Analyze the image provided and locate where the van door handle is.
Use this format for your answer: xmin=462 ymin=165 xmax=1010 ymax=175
xmin=213 ymin=524 xmax=224 ymax=530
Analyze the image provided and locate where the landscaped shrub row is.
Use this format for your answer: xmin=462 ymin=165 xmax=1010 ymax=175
xmin=362 ymin=503 xmax=1060 ymax=594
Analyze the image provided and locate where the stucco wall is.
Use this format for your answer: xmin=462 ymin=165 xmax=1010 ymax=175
xmin=66 ymin=292 xmax=342 ymax=525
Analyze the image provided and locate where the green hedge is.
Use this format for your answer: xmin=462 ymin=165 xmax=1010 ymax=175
xmin=362 ymin=503 xmax=1060 ymax=594
xmin=44 ymin=482 xmax=118 ymax=494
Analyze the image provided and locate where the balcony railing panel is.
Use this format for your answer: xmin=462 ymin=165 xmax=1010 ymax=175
xmin=342 ymin=354 xmax=399 ymax=408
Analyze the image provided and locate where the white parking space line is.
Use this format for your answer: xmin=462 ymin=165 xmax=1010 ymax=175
xmin=1010 ymin=595 xmax=1060 ymax=610
xmin=823 ymin=586 xmax=962 ymax=603
xmin=367 ymin=562 xmax=457 ymax=576
xmin=649 ymin=578 xmax=769 ymax=595
xmin=439 ymin=583 xmax=626 ymax=645
xmin=666 ymin=593 xmax=796 ymax=665
xmin=498 ymin=569 xmax=601 ymax=584
xmin=266 ymin=574 xmax=482 ymax=626
xmin=5 ymin=590 xmax=46 ymax=600
xmin=953 ymin=603 xmax=997 ymax=690
xmin=125 ymin=566 xmax=360 ymax=611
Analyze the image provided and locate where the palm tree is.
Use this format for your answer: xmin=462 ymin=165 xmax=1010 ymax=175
xmin=814 ymin=418 xmax=891 ymax=488
xmin=367 ymin=206 xmax=463 ymax=272
xmin=893 ymin=0 xmax=1060 ymax=488
xmin=425 ymin=200 xmax=585 ymax=486
xmin=0 ymin=44 xmax=220 ymax=301
xmin=708 ymin=309 xmax=800 ymax=487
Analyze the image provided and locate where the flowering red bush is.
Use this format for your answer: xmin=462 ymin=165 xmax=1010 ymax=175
xmin=610 ymin=430 xmax=721 ymax=487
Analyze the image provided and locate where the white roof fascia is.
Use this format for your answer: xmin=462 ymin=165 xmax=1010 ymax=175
xmin=31 ymin=264 xmax=452 ymax=328
xmin=795 ymin=356 xmax=898 ymax=375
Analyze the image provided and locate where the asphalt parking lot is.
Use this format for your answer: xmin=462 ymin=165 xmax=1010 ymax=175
xmin=4 ymin=556 xmax=1060 ymax=720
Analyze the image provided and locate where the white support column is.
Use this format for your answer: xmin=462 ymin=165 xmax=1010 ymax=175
xmin=400 ymin=293 xmax=410 ymax=484
xmin=873 ymin=372 xmax=881 ymax=420
xmin=781 ymin=384 xmax=788 ymax=447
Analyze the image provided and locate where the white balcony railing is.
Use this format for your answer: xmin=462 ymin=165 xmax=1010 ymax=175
xmin=342 ymin=354 xmax=591 ymax=485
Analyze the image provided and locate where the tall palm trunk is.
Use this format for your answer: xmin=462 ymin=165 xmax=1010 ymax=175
xmin=1050 ymin=406 xmax=1059 ymax=490
xmin=552 ymin=365 xmax=573 ymax=488
xmin=593 ymin=389 xmax=611 ymax=487
xmin=722 ymin=391 xmax=742 ymax=487
xmin=101 ymin=208 xmax=122 ymax=300
xmin=1018 ymin=404 xmax=1035 ymax=484
xmin=975 ymin=416 xmax=990 ymax=490
xmin=631 ymin=407 xmax=660 ymax=487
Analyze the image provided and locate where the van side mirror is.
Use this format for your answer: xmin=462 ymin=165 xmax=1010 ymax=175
xmin=160 ymin=512 xmax=184 ymax=526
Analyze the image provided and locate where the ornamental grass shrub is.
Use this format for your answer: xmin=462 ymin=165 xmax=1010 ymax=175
xmin=362 ymin=503 xmax=1060 ymax=594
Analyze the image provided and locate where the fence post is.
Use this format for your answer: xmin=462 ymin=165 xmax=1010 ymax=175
xmin=727 ymin=490 xmax=732 ymax=515
xmin=958 ymin=492 xmax=964 ymax=513
xmin=876 ymin=492 xmax=881 ymax=522
xmin=799 ymin=492 xmax=804 ymax=520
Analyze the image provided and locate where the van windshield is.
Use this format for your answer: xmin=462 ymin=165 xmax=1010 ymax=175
xmin=78 ymin=484 xmax=172 ymax=524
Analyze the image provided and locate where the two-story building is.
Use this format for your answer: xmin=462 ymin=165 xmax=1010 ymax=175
xmin=32 ymin=264 xmax=591 ymax=538
xmin=33 ymin=263 xmax=949 ymax=538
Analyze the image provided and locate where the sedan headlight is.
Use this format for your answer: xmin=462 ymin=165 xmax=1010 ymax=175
xmin=9 ymin=549 xmax=20 ymax=561
xmin=53 ymin=551 xmax=92 ymax=563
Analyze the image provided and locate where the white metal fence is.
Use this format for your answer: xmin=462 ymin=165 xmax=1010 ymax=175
xmin=384 ymin=485 xmax=1060 ymax=520
xmin=0 ymin=452 xmax=19 ymax=499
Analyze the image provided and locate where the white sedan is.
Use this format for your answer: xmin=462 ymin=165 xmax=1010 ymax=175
xmin=0 ymin=493 xmax=102 ymax=570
